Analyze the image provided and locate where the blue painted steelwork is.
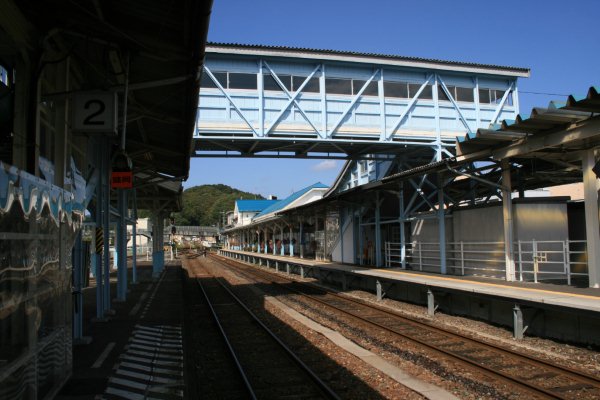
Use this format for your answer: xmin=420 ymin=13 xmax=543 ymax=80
xmin=195 ymin=44 xmax=527 ymax=160
xmin=116 ymin=189 xmax=127 ymax=301
xmin=101 ymin=138 xmax=112 ymax=315
xmin=132 ymin=190 xmax=138 ymax=285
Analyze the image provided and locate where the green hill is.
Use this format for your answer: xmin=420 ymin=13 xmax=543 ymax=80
xmin=173 ymin=184 xmax=263 ymax=226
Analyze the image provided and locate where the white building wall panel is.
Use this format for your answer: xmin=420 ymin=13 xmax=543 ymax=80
xmin=514 ymin=203 xmax=569 ymax=242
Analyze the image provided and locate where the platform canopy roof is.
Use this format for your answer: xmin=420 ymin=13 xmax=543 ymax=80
xmin=236 ymin=199 xmax=279 ymax=212
xmin=253 ymin=182 xmax=328 ymax=221
xmin=275 ymin=85 xmax=600 ymax=216
xmin=2 ymin=0 xmax=212 ymax=211
xmin=446 ymin=86 xmax=600 ymax=193
xmin=456 ymin=86 xmax=600 ymax=160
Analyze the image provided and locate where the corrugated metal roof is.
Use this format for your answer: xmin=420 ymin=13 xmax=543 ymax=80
xmin=456 ymin=86 xmax=600 ymax=156
xmin=236 ymin=199 xmax=279 ymax=212
xmin=207 ymin=42 xmax=530 ymax=76
xmin=383 ymin=158 xmax=455 ymax=182
xmin=253 ymin=182 xmax=328 ymax=220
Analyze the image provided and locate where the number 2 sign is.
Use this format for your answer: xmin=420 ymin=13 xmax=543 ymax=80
xmin=72 ymin=92 xmax=117 ymax=134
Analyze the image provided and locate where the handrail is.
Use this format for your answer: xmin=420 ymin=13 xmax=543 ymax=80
xmin=384 ymin=239 xmax=588 ymax=285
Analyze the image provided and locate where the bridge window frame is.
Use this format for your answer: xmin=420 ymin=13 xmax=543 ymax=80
xmin=438 ymin=85 xmax=475 ymax=103
xmin=200 ymin=71 xmax=227 ymax=89
xmin=479 ymin=88 xmax=513 ymax=106
xmin=408 ymin=83 xmax=433 ymax=100
xmin=325 ymin=78 xmax=352 ymax=95
xmin=228 ymin=72 xmax=257 ymax=90
xmin=383 ymin=81 xmax=409 ymax=99
xmin=292 ymin=75 xmax=320 ymax=93
xmin=352 ymin=79 xmax=379 ymax=97
xmin=455 ymin=86 xmax=474 ymax=103
xmin=263 ymin=73 xmax=292 ymax=92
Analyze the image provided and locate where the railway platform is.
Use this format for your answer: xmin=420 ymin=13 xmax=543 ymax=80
xmin=56 ymin=261 xmax=185 ymax=400
xmin=219 ymin=249 xmax=600 ymax=345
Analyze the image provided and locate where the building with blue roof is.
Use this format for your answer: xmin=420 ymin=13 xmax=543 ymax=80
xmin=253 ymin=182 xmax=329 ymax=222
xmin=224 ymin=183 xmax=329 ymax=254
xmin=233 ymin=199 xmax=279 ymax=227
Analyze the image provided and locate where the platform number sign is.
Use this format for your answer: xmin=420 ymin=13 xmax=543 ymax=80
xmin=72 ymin=92 xmax=117 ymax=135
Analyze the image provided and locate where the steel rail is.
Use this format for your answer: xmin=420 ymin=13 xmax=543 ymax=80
xmin=196 ymin=257 xmax=340 ymax=400
xmin=196 ymin=277 xmax=258 ymax=400
xmin=212 ymin=253 xmax=600 ymax=400
xmin=212 ymin=277 xmax=341 ymax=400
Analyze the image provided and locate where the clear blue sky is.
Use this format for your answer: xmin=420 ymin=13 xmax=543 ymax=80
xmin=185 ymin=0 xmax=599 ymax=197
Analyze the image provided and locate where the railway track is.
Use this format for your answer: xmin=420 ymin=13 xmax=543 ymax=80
xmin=192 ymin=258 xmax=340 ymax=399
xmin=212 ymin=253 xmax=600 ymax=400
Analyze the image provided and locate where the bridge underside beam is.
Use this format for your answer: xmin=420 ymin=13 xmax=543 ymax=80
xmin=194 ymin=137 xmax=454 ymax=160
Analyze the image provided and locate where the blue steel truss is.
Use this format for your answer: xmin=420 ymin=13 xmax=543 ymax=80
xmin=194 ymin=44 xmax=527 ymax=160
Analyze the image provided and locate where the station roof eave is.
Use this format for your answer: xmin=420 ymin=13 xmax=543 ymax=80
xmin=206 ymin=43 xmax=530 ymax=78
xmin=253 ymin=182 xmax=329 ymax=220
xmin=13 ymin=0 xmax=213 ymax=213
xmin=451 ymin=85 xmax=600 ymax=192
xmin=236 ymin=199 xmax=280 ymax=212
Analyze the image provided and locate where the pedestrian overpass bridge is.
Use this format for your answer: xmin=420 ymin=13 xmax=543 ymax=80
xmin=194 ymin=43 xmax=529 ymax=162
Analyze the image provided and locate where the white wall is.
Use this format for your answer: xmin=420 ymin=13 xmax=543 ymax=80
xmin=411 ymin=201 xmax=569 ymax=244
xmin=331 ymin=213 xmax=355 ymax=263
xmin=410 ymin=216 xmax=454 ymax=243
xmin=514 ymin=202 xmax=568 ymax=242
xmin=453 ymin=206 xmax=502 ymax=242
xmin=237 ymin=211 xmax=257 ymax=226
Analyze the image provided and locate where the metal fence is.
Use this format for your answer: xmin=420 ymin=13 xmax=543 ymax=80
xmin=385 ymin=240 xmax=588 ymax=284
xmin=127 ymin=245 xmax=153 ymax=260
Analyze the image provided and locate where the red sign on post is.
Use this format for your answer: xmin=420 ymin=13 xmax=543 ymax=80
xmin=111 ymin=171 xmax=133 ymax=189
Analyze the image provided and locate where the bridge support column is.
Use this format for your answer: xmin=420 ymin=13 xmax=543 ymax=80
xmin=437 ymin=175 xmax=447 ymax=275
xmin=289 ymin=225 xmax=294 ymax=257
xmin=339 ymin=207 xmax=344 ymax=263
xmin=583 ymin=149 xmax=600 ymax=288
xmin=502 ymin=159 xmax=516 ymax=282
xmin=399 ymin=183 xmax=407 ymax=269
xmin=299 ymin=220 xmax=304 ymax=258
xmin=280 ymin=225 xmax=285 ymax=256
xmin=132 ymin=190 xmax=138 ymax=284
xmin=375 ymin=192 xmax=382 ymax=267
xmin=352 ymin=206 xmax=358 ymax=264
xmin=358 ymin=210 xmax=364 ymax=265
xmin=323 ymin=212 xmax=328 ymax=261
xmin=101 ymin=138 xmax=113 ymax=316
xmin=116 ymin=189 xmax=128 ymax=302
xmin=152 ymin=213 xmax=165 ymax=278
xmin=93 ymin=157 xmax=104 ymax=320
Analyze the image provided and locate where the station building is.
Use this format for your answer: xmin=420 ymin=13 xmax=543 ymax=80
xmin=212 ymin=44 xmax=600 ymax=289
xmin=224 ymin=182 xmax=329 ymax=257
xmin=0 ymin=4 xmax=599 ymax=395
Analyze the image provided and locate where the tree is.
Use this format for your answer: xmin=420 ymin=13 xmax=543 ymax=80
xmin=172 ymin=184 xmax=263 ymax=226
